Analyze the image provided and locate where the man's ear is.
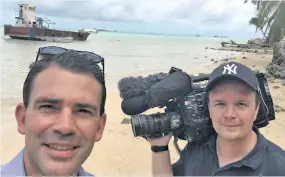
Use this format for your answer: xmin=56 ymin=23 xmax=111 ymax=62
xmin=15 ymin=103 xmax=27 ymax=135
xmin=254 ymin=103 xmax=260 ymax=121
xmin=94 ymin=113 xmax=107 ymax=142
xmin=205 ymin=93 xmax=212 ymax=120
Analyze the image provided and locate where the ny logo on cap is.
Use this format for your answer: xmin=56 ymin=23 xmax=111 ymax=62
xmin=223 ymin=63 xmax=237 ymax=74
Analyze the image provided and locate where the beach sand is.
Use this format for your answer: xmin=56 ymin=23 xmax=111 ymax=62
xmin=1 ymin=52 xmax=284 ymax=177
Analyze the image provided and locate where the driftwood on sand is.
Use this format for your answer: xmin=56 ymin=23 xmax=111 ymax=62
xmin=226 ymin=39 xmax=271 ymax=53
xmin=207 ymin=38 xmax=272 ymax=55
xmin=206 ymin=37 xmax=285 ymax=80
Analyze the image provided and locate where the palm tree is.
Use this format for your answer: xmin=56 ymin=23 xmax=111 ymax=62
xmin=245 ymin=0 xmax=285 ymax=43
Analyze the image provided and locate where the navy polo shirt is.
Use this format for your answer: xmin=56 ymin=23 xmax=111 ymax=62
xmin=172 ymin=127 xmax=285 ymax=176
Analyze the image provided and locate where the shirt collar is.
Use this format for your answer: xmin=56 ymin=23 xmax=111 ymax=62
xmin=205 ymin=126 xmax=267 ymax=170
xmin=1 ymin=149 xmax=26 ymax=176
xmin=2 ymin=148 xmax=93 ymax=176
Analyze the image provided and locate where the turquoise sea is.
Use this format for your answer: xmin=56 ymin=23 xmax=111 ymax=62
xmin=1 ymin=27 xmax=250 ymax=101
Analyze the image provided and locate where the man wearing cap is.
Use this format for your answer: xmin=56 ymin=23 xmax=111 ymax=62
xmin=148 ymin=61 xmax=285 ymax=176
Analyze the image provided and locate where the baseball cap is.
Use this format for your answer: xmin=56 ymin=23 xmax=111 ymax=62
xmin=205 ymin=61 xmax=259 ymax=92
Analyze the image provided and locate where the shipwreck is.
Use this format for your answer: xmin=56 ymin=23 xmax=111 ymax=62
xmin=3 ymin=4 xmax=90 ymax=42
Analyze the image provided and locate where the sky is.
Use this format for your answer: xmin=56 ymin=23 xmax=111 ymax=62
xmin=0 ymin=0 xmax=263 ymax=38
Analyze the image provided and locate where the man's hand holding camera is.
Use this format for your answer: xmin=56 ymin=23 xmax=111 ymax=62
xmin=147 ymin=132 xmax=172 ymax=147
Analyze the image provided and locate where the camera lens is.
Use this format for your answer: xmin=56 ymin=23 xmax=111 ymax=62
xmin=131 ymin=112 xmax=181 ymax=138
xmin=131 ymin=114 xmax=146 ymax=137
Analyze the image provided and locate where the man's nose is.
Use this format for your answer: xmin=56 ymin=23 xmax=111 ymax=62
xmin=224 ymin=105 xmax=237 ymax=119
xmin=53 ymin=108 xmax=76 ymax=136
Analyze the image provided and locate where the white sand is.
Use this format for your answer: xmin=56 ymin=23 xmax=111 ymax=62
xmin=1 ymin=53 xmax=284 ymax=177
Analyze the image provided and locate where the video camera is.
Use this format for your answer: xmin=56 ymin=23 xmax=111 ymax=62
xmin=119 ymin=67 xmax=276 ymax=143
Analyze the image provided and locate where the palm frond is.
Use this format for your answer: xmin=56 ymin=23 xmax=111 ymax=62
xmin=248 ymin=0 xmax=284 ymax=43
xmin=255 ymin=1 xmax=280 ymax=28
xmin=267 ymin=1 xmax=285 ymax=42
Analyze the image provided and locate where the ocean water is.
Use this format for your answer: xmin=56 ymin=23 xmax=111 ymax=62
xmin=0 ymin=27 xmax=250 ymax=102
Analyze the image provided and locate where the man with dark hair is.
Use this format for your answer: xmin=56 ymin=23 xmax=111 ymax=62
xmin=148 ymin=61 xmax=285 ymax=176
xmin=1 ymin=49 xmax=107 ymax=176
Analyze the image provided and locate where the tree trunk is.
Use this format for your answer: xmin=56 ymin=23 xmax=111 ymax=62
xmin=266 ymin=39 xmax=285 ymax=79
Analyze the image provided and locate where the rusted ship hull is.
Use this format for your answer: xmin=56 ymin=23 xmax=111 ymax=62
xmin=4 ymin=25 xmax=90 ymax=41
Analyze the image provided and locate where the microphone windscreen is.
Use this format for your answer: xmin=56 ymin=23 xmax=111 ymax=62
xmin=121 ymin=95 xmax=149 ymax=115
xmin=118 ymin=73 xmax=168 ymax=99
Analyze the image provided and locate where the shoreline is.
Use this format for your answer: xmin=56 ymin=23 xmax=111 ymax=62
xmin=1 ymin=50 xmax=285 ymax=176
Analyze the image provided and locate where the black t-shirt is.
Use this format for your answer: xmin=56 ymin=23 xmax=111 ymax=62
xmin=172 ymin=127 xmax=285 ymax=176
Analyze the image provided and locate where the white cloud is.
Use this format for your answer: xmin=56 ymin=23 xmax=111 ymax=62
xmin=2 ymin=0 xmax=259 ymax=36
